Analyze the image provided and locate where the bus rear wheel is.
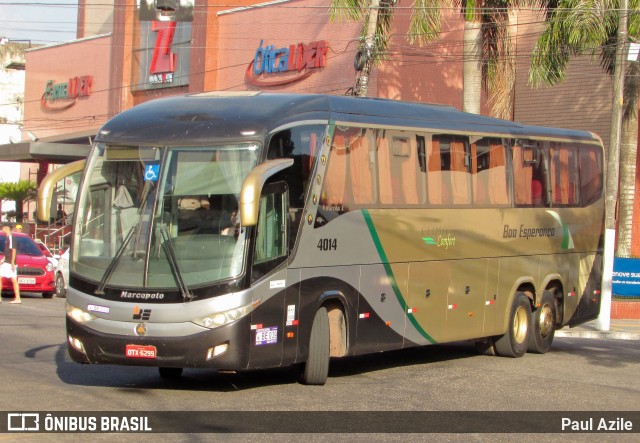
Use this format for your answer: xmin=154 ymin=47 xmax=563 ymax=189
xmin=300 ymin=307 xmax=330 ymax=385
xmin=494 ymin=292 xmax=531 ymax=358
xmin=528 ymin=290 xmax=556 ymax=354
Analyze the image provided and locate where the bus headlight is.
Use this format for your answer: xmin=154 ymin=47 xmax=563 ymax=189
xmin=193 ymin=302 xmax=255 ymax=329
xmin=66 ymin=303 xmax=96 ymax=323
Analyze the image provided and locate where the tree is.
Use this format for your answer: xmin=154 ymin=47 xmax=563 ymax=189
xmin=529 ymin=0 xmax=640 ymax=257
xmin=0 ymin=180 xmax=38 ymax=223
xmin=331 ymin=0 xmax=541 ymax=118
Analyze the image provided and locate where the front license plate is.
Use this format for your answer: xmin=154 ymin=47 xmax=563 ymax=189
xmin=18 ymin=277 xmax=36 ymax=284
xmin=125 ymin=344 xmax=157 ymax=359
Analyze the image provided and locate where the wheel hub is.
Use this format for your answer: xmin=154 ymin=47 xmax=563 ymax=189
xmin=538 ymin=304 xmax=553 ymax=338
xmin=513 ymin=305 xmax=528 ymax=344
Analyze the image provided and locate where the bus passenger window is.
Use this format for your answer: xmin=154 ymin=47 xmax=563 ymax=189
xmin=549 ymin=142 xmax=579 ymax=206
xmin=317 ymin=127 xmax=374 ymax=226
xmin=471 ymin=139 xmax=509 ymax=206
xmin=377 ymin=131 xmax=424 ymax=205
xmin=579 ymin=145 xmax=603 ymax=206
xmin=512 ymin=141 xmax=548 ymax=207
xmin=429 ymin=135 xmax=471 ymax=205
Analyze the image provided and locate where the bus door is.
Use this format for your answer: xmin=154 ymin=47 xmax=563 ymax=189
xmin=249 ymin=182 xmax=289 ymax=368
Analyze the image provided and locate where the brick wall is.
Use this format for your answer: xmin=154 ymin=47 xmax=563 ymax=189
xmin=611 ymin=300 xmax=640 ymax=319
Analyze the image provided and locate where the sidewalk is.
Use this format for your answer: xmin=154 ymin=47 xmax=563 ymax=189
xmin=555 ymin=318 xmax=640 ymax=340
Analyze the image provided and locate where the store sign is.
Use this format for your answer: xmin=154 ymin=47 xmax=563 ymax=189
xmin=246 ymin=40 xmax=328 ymax=87
xmin=41 ymin=76 xmax=93 ymax=111
xmin=612 ymin=257 xmax=640 ymax=297
xmin=149 ymin=21 xmax=177 ymax=84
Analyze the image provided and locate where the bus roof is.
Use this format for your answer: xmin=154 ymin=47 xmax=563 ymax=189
xmin=96 ymin=92 xmax=599 ymax=145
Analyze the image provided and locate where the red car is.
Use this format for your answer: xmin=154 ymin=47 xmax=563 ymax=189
xmin=0 ymin=232 xmax=57 ymax=299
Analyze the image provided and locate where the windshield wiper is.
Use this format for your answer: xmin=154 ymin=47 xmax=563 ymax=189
xmin=95 ymin=180 xmax=154 ymax=295
xmin=159 ymin=225 xmax=194 ymax=302
xmin=95 ymin=225 xmax=137 ymax=295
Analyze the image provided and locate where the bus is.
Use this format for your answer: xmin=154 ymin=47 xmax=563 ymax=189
xmin=38 ymin=92 xmax=604 ymax=385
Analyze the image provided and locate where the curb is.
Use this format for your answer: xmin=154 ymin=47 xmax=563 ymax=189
xmin=555 ymin=329 xmax=640 ymax=341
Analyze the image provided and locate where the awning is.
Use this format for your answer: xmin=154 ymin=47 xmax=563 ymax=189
xmin=0 ymin=129 xmax=96 ymax=162
xmin=0 ymin=141 xmax=90 ymax=162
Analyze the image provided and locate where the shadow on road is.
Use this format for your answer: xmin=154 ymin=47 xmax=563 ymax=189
xmin=43 ymin=335 xmax=638 ymax=393
xmin=48 ymin=340 xmax=480 ymax=392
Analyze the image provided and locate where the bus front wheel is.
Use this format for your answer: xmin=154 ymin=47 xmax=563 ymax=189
xmin=494 ymin=292 xmax=531 ymax=358
xmin=527 ymin=290 xmax=556 ymax=354
xmin=300 ymin=307 xmax=330 ymax=385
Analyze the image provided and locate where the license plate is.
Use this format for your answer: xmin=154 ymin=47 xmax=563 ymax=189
xmin=18 ymin=277 xmax=36 ymax=284
xmin=255 ymin=327 xmax=278 ymax=345
xmin=125 ymin=344 xmax=157 ymax=359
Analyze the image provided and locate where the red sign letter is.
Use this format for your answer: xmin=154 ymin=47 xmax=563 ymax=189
xmin=150 ymin=21 xmax=177 ymax=75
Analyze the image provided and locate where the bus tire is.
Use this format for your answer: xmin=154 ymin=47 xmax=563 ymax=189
xmin=527 ymin=290 xmax=556 ymax=354
xmin=300 ymin=307 xmax=330 ymax=385
xmin=159 ymin=367 xmax=183 ymax=379
xmin=494 ymin=292 xmax=531 ymax=358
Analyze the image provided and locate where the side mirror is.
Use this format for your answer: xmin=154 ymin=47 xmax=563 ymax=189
xmin=239 ymin=159 xmax=293 ymax=227
xmin=37 ymin=160 xmax=85 ymax=222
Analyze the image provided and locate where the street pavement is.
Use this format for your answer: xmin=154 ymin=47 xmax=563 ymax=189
xmin=556 ymin=318 xmax=640 ymax=340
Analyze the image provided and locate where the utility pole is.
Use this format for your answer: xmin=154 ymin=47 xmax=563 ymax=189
xmin=597 ymin=0 xmax=628 ymax=331
xmin=353 ymin=0 xmax=380 ymax=97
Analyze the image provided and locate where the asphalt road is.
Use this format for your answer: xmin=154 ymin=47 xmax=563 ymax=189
xmin=1 ymin=294 xmax=638 ymax=442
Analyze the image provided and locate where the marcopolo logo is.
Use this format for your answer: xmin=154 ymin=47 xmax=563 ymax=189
xmin=120 ymin=291 xmax=165 ymax=300
xmin=246 ymin=39 xmax=328 ymax=87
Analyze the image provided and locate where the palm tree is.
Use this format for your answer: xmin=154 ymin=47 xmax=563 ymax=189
xmin=529 ymin=0 xmax=640 ymax=257
xmin=331 ymin=0 xmax=540 ymax=118
xmin=0 ymin=180 xmax=38 ymax=223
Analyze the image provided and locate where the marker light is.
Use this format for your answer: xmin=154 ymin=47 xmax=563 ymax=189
xmin=66 ymin=303 xmax=96 ymax=324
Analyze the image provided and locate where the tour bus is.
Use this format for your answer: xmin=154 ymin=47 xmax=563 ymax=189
xmin=38 ymin=92 xmax=603 ymax=384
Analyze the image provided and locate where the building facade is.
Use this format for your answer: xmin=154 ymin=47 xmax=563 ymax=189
xmin=2 ymin=0 xmax=638 ymax=253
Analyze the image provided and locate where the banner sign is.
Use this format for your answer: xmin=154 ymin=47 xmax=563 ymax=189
xmin=612 ymin=257 xmax=640 ymax=297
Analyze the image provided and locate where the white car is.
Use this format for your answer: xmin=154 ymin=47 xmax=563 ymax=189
xmin=58 ymin=248 xmax=69 ymax=297
xmin=35 ymin=240 xmax=67 ymax=298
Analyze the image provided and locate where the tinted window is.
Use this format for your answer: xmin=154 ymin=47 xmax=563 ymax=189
xmin=0 ymin=235 xmax=44 ymax=256
xmin=512 ymin=140 xmax=548 ymax=207
xmin=429 ymin=135 xmax=471 ymax=205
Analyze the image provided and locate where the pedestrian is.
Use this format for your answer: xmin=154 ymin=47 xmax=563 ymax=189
xmin=0 ymin=222 xmax=21 ymax=304
xmin=14 ymin=224 xmax=22 ymax=233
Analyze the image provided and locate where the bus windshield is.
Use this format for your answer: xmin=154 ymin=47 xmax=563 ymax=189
xmin=74 ymin=143 xmax=259 ymax=290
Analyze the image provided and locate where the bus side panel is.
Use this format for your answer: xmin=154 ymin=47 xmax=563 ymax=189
xmin=407 ymin=262 xmax=448 ymax=344
xmin=282 ymin=268 xmax=301 ymax=366
xmin=249 ymin=269 xmax=289 ymax=369
xmin=483 ymin=258 xmax=501 ymax=336
xmin=446 ymin=259 xmax=488 ymax=342
xmin=356 ymin=263 xmax=407 ymax=354
xmin=567 ymin=251 xmax=603 ymax=326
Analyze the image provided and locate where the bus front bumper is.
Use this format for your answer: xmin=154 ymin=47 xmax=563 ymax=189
xmin=66 ymin=316 xmax=251 ymax=370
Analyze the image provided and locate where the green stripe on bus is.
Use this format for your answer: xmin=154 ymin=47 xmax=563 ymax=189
xmin=362 ymin=209 xmax=437 ymax=344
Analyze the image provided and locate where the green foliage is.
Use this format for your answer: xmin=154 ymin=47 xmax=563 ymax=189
xmin=530 ymin=0 xmax=640 ymax=86
xmin=0 ymin=180 xmax=37 ymax=223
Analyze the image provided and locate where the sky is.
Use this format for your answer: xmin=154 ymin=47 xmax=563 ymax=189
xmin=1 ymin=1 xmax=78 ymax=45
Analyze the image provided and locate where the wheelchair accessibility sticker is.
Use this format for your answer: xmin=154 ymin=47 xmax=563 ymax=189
xmin=144 ymin=164 xmax=160 ymax=182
